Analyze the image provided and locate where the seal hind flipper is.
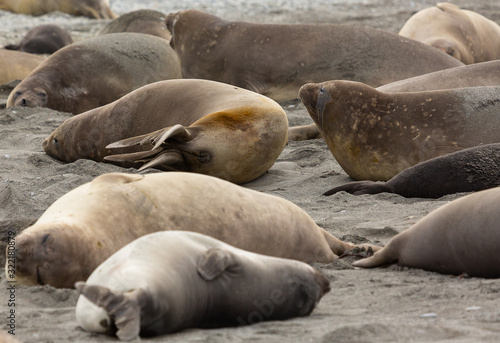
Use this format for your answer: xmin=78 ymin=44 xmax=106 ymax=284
xmin=197 ymin=248 xmax=237 ymax=281
xmin=323 ymin=181 xmax=393 ymax=196
xmin=137 ymin=151 xmax=184 ymax=172
xmin=352 ymin=248 xmax=398 ymax=268
xmin=75 ymin=281 xmax=148 ymax=341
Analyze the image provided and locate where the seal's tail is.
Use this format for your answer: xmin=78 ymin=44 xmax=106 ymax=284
xmin=75 ymin=281 xmax=146 ymax=341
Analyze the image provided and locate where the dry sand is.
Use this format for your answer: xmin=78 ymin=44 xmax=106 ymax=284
xmin=1 ymin=1 xmax=500 ymax=342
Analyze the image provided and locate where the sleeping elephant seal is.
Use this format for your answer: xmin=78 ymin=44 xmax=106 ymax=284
xmin=0 ymin=50 xmax=46 ymax=84
xmin=291 ymin=60 xmax=500 ymax=142
xmin=7 ymin=33 xmax=181 ymax=114
xmin=324 ymin=143 xmax=500 ymax=198
xmin=8 ymin=172 xmax=375 ymax=288
xmin=43 ymin=79 xmax=288 ymax=184
xmin=75 ymin=231 xmax=330 ymax=340
xmin=353 ymin=186 xmax=500 ymax=278
xmin=4 ymin=24 xmax=73 ymax=54
xmin=166 ymin=9 xmax=463 ymax=102
xmin=299 ymin=81 xmax=500 ymax=181
xmin=399 ymin=2 xmax=500 ymax=64
xmin=0 ymin=0 xmax=116 ymax=19
xmin=98 ymin=9 xmax=171 ymax=41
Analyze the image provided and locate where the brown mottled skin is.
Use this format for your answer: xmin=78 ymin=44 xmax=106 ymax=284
xmin=300 ymin=81 xmax=500 ymax=181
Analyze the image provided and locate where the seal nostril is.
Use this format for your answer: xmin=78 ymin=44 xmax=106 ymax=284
xmin=21 ymin=98 xmax=27 ymax=106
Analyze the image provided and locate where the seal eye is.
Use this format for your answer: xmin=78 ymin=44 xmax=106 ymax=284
xmin=319 ymin=87 xmax=327 ymax=95
xmin=36 ymin=92 xmax=46 ymax=98
xmin=53 ymin=138 xmax=59 ymax=145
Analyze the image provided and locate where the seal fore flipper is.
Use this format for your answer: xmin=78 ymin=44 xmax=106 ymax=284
xmin=197 ymin=248 xmax=237 ymax=281
xmin=105 ymin=124 xmax=192 ymax=150
xmin=75 ymin=281 xmax=149 ymax=341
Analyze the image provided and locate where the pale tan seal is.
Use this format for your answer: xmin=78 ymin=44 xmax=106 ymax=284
xmin=299 ymin=81 xmax=500 ymax=181
xmin=0 ymin=0 xmax=116 ymax=19
xmin=75 ymin=231 xmax=330 ymax=340
xmin=7 ymin=33 xmax=181 ymax=114
xmin=166 ymin=9 xmax=463 ymax=102
xmin=0 ymin=50 xmax=46 ymax=85
xmin=43 ymin=79 xmax=288 ymax=184
xmin=4 ymin=24 xmax=73 ymax=54
xmin=7 ymin=172 xmax=376 ymax=288
xmin=353 ymin=187 xmax=500 ymax=278
xmin=399 ymin=3 xmax=500 ymax=64
xmin=98 ymin=9 xmax=171 ymax=41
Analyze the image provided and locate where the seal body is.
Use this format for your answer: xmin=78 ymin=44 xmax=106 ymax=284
xmin=399 ymin=3 xmax=500 ymax=64
xmin=0 ymin=0 xmax=116 ymax=19
xmin=0 ymin=50 xmax=46 ymax=84
xmin=324 ymin=143 xmax=500 ymax=198
xmin=43 ymin=79 xmax=288 ymax=184
xmin=75 ymin=231 xmax=330 ymax=340
xmin=353 ymin=187 xmax=500 ymax=278
xmin=4 ymin=24 xmax=73 ymax=54
xmin=98 ymin=9 xmax=171 ymax=41
xmin=8 ymin=172 xmax=368 ymax=288
xmin=166 ymin=9 xmax=463 ymax=101
xmin=7 ymin=33 xmax=181 ymax=114
xmin=299 ymin=81 xmax=500 ymax=181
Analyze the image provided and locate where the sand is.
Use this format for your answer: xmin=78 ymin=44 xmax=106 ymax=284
xmin=1 ymin=0 xmax=500 ymax=342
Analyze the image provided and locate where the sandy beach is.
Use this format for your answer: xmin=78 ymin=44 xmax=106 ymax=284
xmin=1 ymin=0 xmax=500 ymax=342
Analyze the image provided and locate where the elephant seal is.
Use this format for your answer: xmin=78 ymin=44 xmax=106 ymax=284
xmin=75 ymin=231 xmax=330 ymax=340
xmin=399 ymin=2 xmax=500 ymax=64
xmin=353 ymin=186 xmax=500 ymax=278
xmin=4 ymin=24 xmax=73 ymax=54
xmin=7 ymin=33 xmax=181 ymax=114
xmin=0 ymin=0 xmax=116 ymax=19
xmin=299 ymin=81 xmax=500 ymax=181
xmin=324 ymin=143 xmax=500 ymax=198
xmin=7 ymin=172 xmax=376 ymax=288
xmin=166 ymin=9 xmax=463 ymax=102
xmin=43 ymin=79 xmax=288 ymax=184
xmin=291 ymin=60 xmax=500 ymax=142
xmin=98 ymin=9 xmax=171 ymax=41
xmin=0 ymin=50 xmax=46 ymax=84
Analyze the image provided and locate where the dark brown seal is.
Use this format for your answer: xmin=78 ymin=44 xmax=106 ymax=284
xmin=75 ymin=231 xmax=330 ymax=340
xmin=324 ymin=143 xmax=500 ymax=198
xmin=4 ymin=24 xmax=73 ymax=54
xmin=7 ymin=33 xmax=181 ymax=114
xmin=353 ymin=187 xmax=500 ymax=278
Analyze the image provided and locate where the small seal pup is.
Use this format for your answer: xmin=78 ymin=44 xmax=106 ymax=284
xmin=299 ymin=81 xmax=500 ymax=181
xmin=43 ymin=79 xmax=288 ymax=184
xmin=166 ymin=9 xmax=463 ymax=102
xmin=8 ymin=172 xmax=374 ymax=288
xmin=353 ymin=186 xmax=500 ymax=278
xmin=399 ymin=2 xmax=500 ymax=64
xmin=98 ymin=9 xmax=171 ymax=41
xmin=7 ymin=33 xmax=181 ymax=114
xmin=4 ymin=24 xmax=73 ymax=54
xmin=75 ymin=231 xmax=330 ymax=340
xmin=0 ymin=0 xmax=116 ymax=19
xmin=324 ymin=143 xmax=500 ymax=198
